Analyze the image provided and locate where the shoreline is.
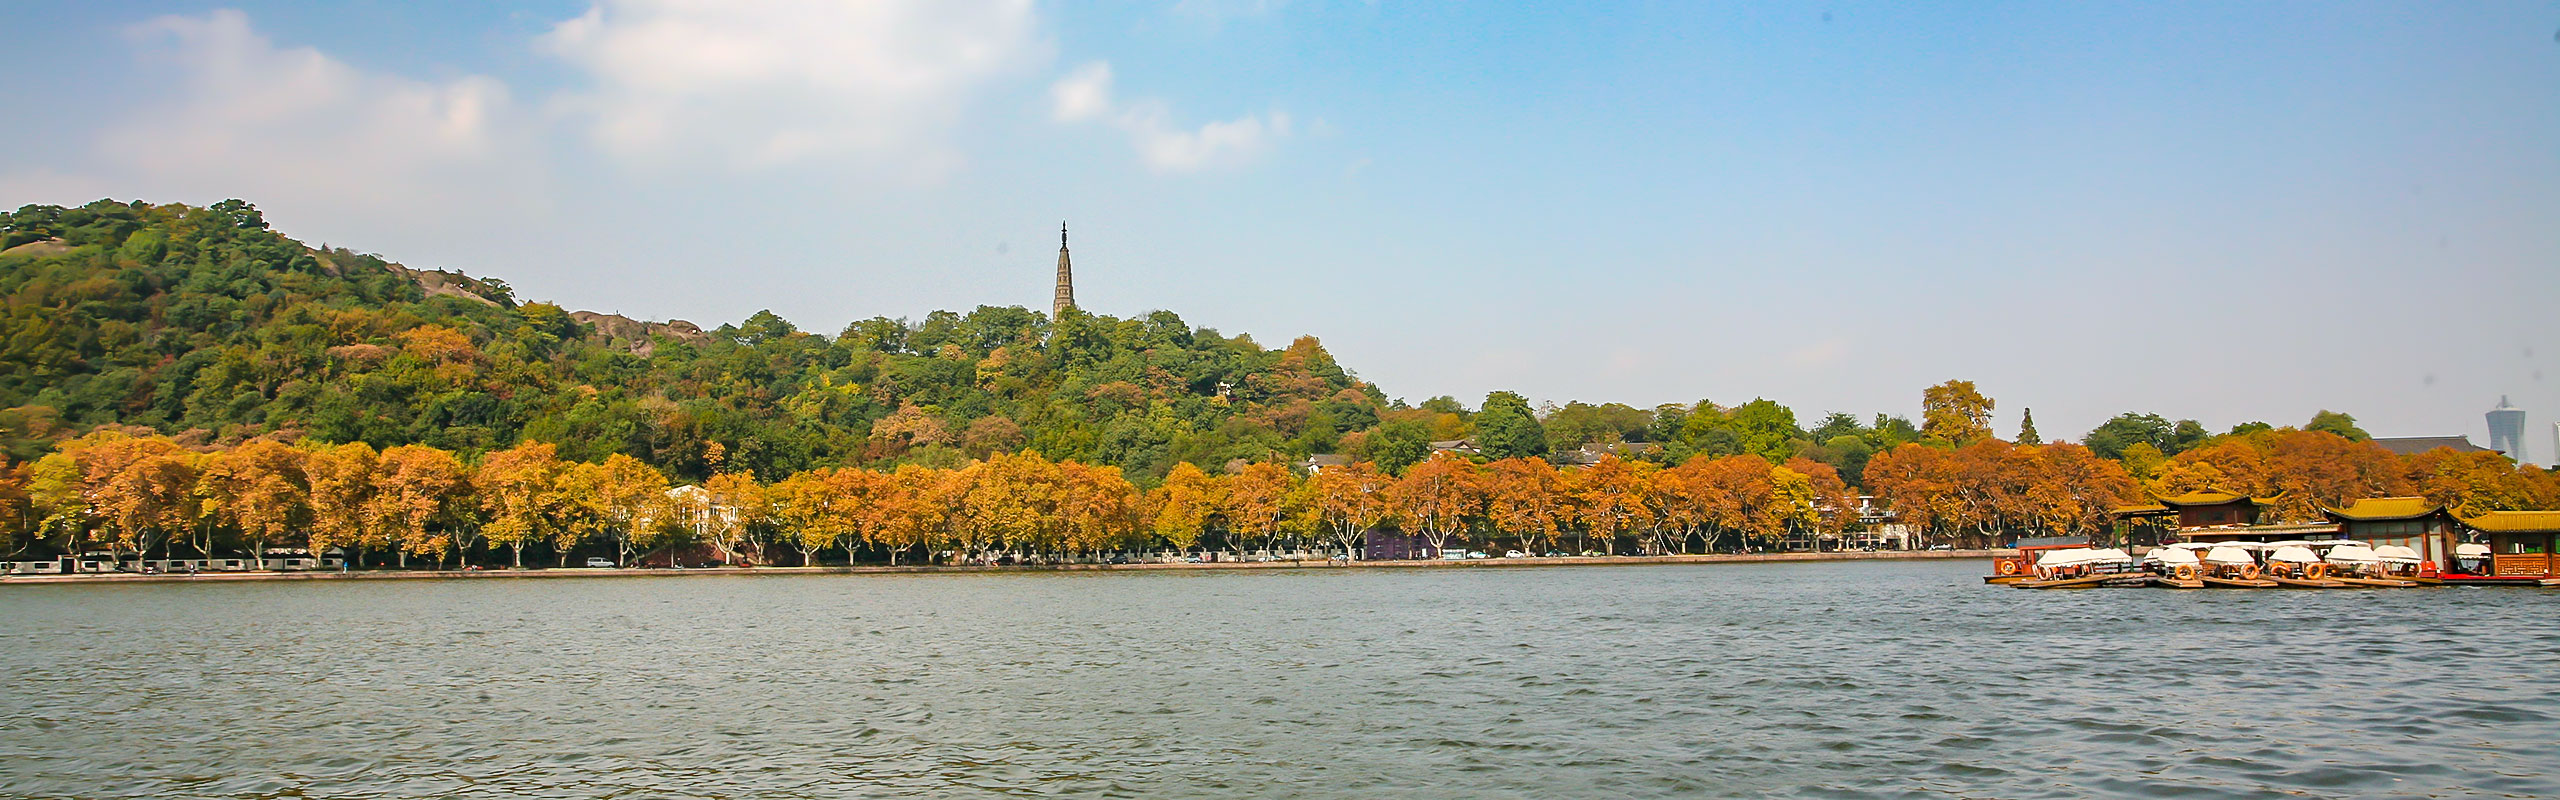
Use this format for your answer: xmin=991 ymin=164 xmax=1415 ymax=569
xmin=0 ymin=549 xmax=1997 ymax=585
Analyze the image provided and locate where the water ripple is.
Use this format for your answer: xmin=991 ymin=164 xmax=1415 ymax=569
xmin=0 ymin=562 xmax=2553 ymax=798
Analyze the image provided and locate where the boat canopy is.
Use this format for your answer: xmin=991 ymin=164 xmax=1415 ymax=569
xmin=2268 ymin=545 xmax=2319 ymax=564
xmin=2373 ymin=545 xmax=2422 ymax=564
xmin=2323 ymin=544 xmax=2380 ymax=564
xmin=2148 ymin=547 xmax=2200 ymax=565
xmin=2263 ymin=540 xmax=2314 ymax=549
xmin=2456 ymin=543 xmax=2492 ymax=557
xmin=2086 ymin=548 xmax=2133 ymax=564
xmin=2204 ymin=546 xmax=2257 ymax=565
xmin=2035 ymin=548 xmax=2094 ymax=568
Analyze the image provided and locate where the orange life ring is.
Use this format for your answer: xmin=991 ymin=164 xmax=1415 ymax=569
xmin=2172 ymin=564 xmax=2197 ymax=581
xmin=2304 ymin=563 xmax=2327 ymax=580
xmin=2239 ymin=563 xmax=2261 ymax=580
xmin=1997 ymin=560 xmax=2020 ymax=576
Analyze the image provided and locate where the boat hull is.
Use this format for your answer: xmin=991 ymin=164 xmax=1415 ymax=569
xmin=2201 ymin=577 xmax=2278 ymax=588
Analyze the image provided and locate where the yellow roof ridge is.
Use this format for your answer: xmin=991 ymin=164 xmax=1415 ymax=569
xmin=2456 ymin=509 xmax=2560 ymax=533
xmin=2322 ymin=496 xmax=2443 ymax=521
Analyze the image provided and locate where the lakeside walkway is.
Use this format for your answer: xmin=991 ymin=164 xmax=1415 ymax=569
xmin=1 ymin=549 xmax=1997 ymax=585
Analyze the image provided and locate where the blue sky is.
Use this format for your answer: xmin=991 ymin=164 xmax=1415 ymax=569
xmin=3 ymin=1 xmax=2556 ymax=461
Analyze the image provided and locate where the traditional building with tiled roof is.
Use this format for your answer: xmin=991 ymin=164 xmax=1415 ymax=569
xmin=2321 ymin=497 xmax=2457 ymax=567
xmin=2127 ymin=489 xmax=2338 ymax=542
xmin=2370 ymin=435 xmax=2497 ymax=457
xmin=2454 ymin=510 xmax=2560 ymax=579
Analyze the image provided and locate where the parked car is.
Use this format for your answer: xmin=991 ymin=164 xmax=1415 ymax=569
xmin=1929 ymin=544 xmax=1954 ymax=551
xmin=583 ymin=557 xmax=615 ymax=568
xmin=1504 ymin=550 xmax=1528 ymax=559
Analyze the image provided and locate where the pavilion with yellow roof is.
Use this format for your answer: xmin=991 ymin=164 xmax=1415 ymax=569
xmin=2453 ymin=510 xmax=2560 ymax=579
xmin=2321 ymin=497 xmax=2458 ymax=568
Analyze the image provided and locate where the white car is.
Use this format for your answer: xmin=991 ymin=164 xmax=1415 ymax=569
xmin=582 ymin=557 xmax=616 ymax=568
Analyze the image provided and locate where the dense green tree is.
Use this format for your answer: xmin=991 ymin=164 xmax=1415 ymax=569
xmin=2306 ymin=410 xmax=2369 ymax=442
xmin=2017 ymin=409 xmax=2041 ymax=445
xmin=1541 ymin=401 xmax=1653 ymax=452
xmin=2084 ymin=413 xmax=2177 ymax=460
xmin=1475 ymin=391 xmax=1546 ymax=459
xmin=2170 ymin=419 xmax=2211 ymax=453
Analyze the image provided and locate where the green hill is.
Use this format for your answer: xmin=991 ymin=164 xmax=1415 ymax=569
xmin=0 ymin=199 xmax=1385 ymax=484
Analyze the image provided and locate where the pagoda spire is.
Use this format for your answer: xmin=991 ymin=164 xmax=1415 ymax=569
xmin=1053 ymin=221 xmax=1075 ymax=319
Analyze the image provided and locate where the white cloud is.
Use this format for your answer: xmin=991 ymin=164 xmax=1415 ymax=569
xmin=1050 ymin=62 xmax=1115 ymax=123
xmin=539 ymin=0 xmax=1048 ymax=169
xmin=1047 ymin=60 xmax=1289 ymax=172
xmin=17 ymin=10 xmax=544 ymax=222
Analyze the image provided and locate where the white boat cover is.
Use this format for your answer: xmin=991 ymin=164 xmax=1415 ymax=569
xmin=2036 ymin=548 xmax=2093 ymax=568
xmin=2323 ymin=544 xmax=2380 ymax=564
xmin=2263 ymin=540 xmax=2313 ymax=549
xmin=2149 ymin=547 xmax=2200 ymax=565
xmin=2269 ymin=545 xmax=2319 ymax=564
xmin=2086 ymin=548 xmax=2134 ymax=564
xmin=2373 ymin=545 xmax=2422 ymax=564
xmin=2204 ymin=546 xmax=2256 ymax=565
xmin=2456 ymin=543 xmax=2492 ymax=557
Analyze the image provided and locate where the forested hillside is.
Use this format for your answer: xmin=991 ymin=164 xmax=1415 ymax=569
xmin=0 ymin=199 xmax=1394 ymax=484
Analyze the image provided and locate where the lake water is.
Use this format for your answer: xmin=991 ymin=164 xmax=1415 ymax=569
xmin=0 ymin=560 xmax=2553 ymax=799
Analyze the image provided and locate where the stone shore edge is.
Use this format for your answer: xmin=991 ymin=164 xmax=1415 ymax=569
xmin=1 ymin=550 xmax=1998 ymax=585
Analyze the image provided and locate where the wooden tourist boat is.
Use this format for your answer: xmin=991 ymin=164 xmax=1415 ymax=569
xmin=2317 ymin=543 xmax=2418 ymax=588
xmin=2198 ymin=544 xmax=2276 ymax=588
xmin=2142 ymin=545 xmax=2204 ymax=588
xmin=1985 ymin=540 xmax=2091 ymax=584
xmin=2261 ymin=544 xmax=2348 ymax=588
xmin=2012 ymin=548 xmax=2147 ymax=589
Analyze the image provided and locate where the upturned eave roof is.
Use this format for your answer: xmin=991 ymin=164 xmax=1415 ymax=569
xmin=2322 ymin=496 xmax=2444 ymax=522
xmin=2458 ymin=510 xmax=2560 ymax=534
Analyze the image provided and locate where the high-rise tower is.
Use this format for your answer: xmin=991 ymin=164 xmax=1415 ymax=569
xmin=1052 ymin=222 xmax=1075 ymax=319
xmin=2486 ymin=396 xmax=2526 ymax=463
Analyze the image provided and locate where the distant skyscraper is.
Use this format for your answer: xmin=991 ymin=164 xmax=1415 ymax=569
xmin=1052 ymin=222 xmax=1076 ymax=319
xmin=2485 ymin=396 xmax=2525 ymax=463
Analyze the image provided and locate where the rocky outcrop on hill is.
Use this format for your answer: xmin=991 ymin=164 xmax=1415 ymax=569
xmin=387 ymin=264 xmax=503 ymax=307
xmin=571 ymin=310 xmax=710 ymax=356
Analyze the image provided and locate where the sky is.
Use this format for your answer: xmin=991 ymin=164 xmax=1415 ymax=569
xmin=2 ymin=1 xmax=2556 ymax=462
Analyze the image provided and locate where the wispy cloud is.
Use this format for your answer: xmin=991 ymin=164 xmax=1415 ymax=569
xmin=1049 ymin=61 xmax=1289 ymax=172
xmin=0 ymin=10 xmax=545 ymax=225
xmin=539 ymin=0 xmax=1050 ymax=170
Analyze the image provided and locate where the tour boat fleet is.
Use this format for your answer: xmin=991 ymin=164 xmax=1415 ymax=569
xmin=1987 ymin=539 xmax=2439 ymax=589
xmin=1984 ymin=495 xmax=2560 ymax=590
